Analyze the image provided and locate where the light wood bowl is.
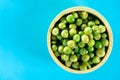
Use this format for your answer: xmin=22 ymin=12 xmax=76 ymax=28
xmin=47 ymin=6 xmax=113 ymax=74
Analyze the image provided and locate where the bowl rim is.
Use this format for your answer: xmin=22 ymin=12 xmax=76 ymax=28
xmin=47 ymin=6 xmax=113 ymax=74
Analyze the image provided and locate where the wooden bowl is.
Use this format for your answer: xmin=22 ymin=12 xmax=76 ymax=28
xmin=47 ymin=6 xmax=113 ymax=74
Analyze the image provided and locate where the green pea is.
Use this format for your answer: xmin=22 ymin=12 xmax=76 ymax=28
xmin=72 ymin=62 xmax=80 ymax=69
xmin=61 ymin=54 xmax=69 ymax=61
xmin=71 ymin=51 xmax=75 ymax=55
xmin=88 ymin=21 xmax=95 ymax=27
xmin=76 ymin=53 xmax=81 ymax=59
xmin=52 ymin=27 xmax=59 ymax=36
xmin=101 ymin=33 xmax=107 ymax=39
xmin=92 ymin=25 xmax=100 ymax=33
xmin=57 ymin=34 xmax=62 ymax=40
xmin=81 ymin=24 xmax=87 ymax=30
xmin=74 ymin=46 xmax=80 ymax=53
xmin=95 ymin=41 xmax=103 ymax=49
xmin=101 ymin=39 xmax=109 ymax=47
xmin=86 ymin=50 xmax=88 ymax=54
xmin=58 ymin=22 xmax=66 ymax=29
xmin=78 ymin=42 xmax=85 ymax=48
xmin=66 ymin=14 xmax=75 ymax=23
xmin=80 ymin=11 xmax=88 ymax=20
xmin=99 ymin=25 xmax=106 ymax=33
xmin=67 ymin=40 xmax=76 ymax=48
xmin=88 ymin=15 xmax=94 ymax=20
xmin=80 ymin=48 xmax=88 ymax=55
xmin=87 ymin=46 xmax=94 ymax=52
xmin=81 ymin=54 xmax=90 ymax=62
xmin=80 ymin=63 xmax=87 ymax=70
xmin=84 ymin=27 xmax=92 ymax=35
xmin=95 ymin=19 xmax=100 ymax=25
xmin=83 ymin=62 xmax=91 ymax=69
xmin=69 ymin=28 xmax=77 ymax=36
xmin=89 ymin=34 xmax=93 ymax=39
xmin=54 ymin=52 xmax=61 ymax=57
xmin=96 ymin=49 xmax=105 ymax=57
xmin=78 ymin=31 xmax=84 ymax=35
xmin=70 ymin=55 xmax=78 ymax=62
xmin=51 ymin=41 xmax=57 ymax=44
xmin=93 ymin=33 xmax=101 ymax=40
xmin=92 ymin=56 xmax=100 ymax=64
xmin=88 ymin=60 xmax=93 ymax=65
xmin=63 ymin=46 xmax=72 ymax=54
xmin=65 ymin=60 xmax=72 ymax=67
xmin=58 ymin=45 xmax=64 ymax=53
xmin=51 ymin=36 xmax=57 ymax=40
xmin=72 ymin=12 xmax=79 ymax=18
xmin=60 ymin=17 xmax=67 ymax=23
xmin=102 ymin=46 xmax=106 ymax=51
xmin=52 ymin=45 xmax=57 ymax=52
xmin=62 ymin=39 xmax=68 ymax=46
xmin=89 ymin=53 xmax=94 ymax=58
xmin=76 ymin=18 xmax=83 ymax=26
xmin=69 ymin=24 xmax=77 ymax=29
xmin=61 ymin=30 xmax=69 ymax=38
xmin=81 ymin=34 xmax=89 ymax=43
xmin=73 ymin=34 xmax=80 ymax=42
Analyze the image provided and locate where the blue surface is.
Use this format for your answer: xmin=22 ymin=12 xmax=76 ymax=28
xmin=0 ymin=0 xmax=119 ymax=80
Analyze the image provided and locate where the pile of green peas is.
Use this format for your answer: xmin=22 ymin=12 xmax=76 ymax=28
xmin=51 ymin=11 xmax=109 ymax=71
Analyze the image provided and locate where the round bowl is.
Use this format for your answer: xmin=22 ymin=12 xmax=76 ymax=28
xmin=47 ymin=6 xmax=113 ymax=74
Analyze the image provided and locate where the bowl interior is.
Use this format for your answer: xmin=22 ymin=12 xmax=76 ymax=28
xmin=47 ymin=6 xmax=113 ymax=74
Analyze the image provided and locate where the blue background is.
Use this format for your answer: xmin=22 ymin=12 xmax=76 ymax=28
xmin=0 ymin=0 xmax=119 ymax=80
